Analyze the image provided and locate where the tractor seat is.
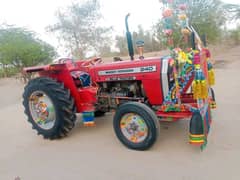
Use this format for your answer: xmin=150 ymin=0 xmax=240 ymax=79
xmin=71 ymin=71 xmax=91 ymax=87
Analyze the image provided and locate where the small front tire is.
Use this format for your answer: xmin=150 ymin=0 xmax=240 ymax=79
xmin=113 ymin=102 xmax=159 ymax=151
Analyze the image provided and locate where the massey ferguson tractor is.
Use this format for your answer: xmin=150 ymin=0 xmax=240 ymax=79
xmin=22 ymin=14 xmax=216 ymax=151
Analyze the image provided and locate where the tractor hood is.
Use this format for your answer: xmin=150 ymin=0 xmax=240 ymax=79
xmin=90 ymin=57 xmax=171 ymax=105
xmin=90 ymin=57 xmax=169 ymax=82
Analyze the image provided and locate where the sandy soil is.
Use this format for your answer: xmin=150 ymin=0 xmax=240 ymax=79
xmin=0 ymin=46 xmax=240 ymax=180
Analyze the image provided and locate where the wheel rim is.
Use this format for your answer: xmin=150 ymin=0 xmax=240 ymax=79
xmin=120 ymin=113 xmax=148 ymax=143
xmin=29 ymin=91 xmax=56 ymax=130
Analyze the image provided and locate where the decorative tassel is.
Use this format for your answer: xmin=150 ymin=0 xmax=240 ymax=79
xmin=200 ymin=80 xmax=208 ymax=99
xmin=193 ymin=80 xmax=202 ymax=99
xmin=208 ymin=69 xmax=215 ymax=86
xmin=207 ymin=61 xmax=215 ymax=86
xmin=193 ymin=63 xmax=208 ymax=100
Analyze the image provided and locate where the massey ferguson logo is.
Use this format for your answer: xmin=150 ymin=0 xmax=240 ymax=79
xmin=98 ymin=66 xmax=157 ymax=76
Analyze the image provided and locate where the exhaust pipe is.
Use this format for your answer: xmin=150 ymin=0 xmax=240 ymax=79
xmin=125 ymin=13 xmax=134 ymax=60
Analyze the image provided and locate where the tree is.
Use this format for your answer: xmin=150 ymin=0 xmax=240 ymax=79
xmin=187 ymin=0 xmax=226 ymax=42
xmin=154 ymin=0 xmax=227 ymax=47
xmin=132 ymin=25 xmax=155 ymax=53
xmin=115 ymin=35 xmax=128 ymax=55
xmin=115 ymin=25 xmax=162 ymax=56
xmin=0 ymin=25 xmax=56 ymax=77
xmin=223 ymin=3 xmax=240 ymax=21
xmin=47 ymin=0 xmax=112 ymax=58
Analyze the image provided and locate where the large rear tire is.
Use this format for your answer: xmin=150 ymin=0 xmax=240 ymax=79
xmin=113 ymin=102 xmax=160 ymax=150
xmin=23 ymin=77 xmax=76 ymax=139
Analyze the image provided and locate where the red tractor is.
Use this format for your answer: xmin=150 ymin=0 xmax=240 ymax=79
xmin=22 ymin=15 xmax=216 ymax=150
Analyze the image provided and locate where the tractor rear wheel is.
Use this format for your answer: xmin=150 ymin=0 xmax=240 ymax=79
xmin=113 ymin=102 xmax=160 ymax=150
xmin=23 ymin=77 xmax=76 ymax=139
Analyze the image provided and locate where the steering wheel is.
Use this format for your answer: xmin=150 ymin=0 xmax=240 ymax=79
xmin=81 ymin=57 xmax=102 ymax=67
xmin=53 ymin=57 xmax=74 ymax=64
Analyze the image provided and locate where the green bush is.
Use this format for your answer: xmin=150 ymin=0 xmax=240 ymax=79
xmin=0 ymin=67 xmax=19 ymax=78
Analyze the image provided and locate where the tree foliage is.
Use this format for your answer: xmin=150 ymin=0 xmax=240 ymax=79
xmin=115 ymin=35 xmax=128 ymax=56
xmin=48 ymin=0 xmax=112 ymax=58
xmin=227 ymin=26 xmax=240 ymax=45
xmin=115 ymin=25 xmax=161 ymax=56
xmin=132 ymin=25 xmax=160 ymax=53
xmin=0 ymin=25 xmax=56 ymax=77
xmin=187 ymin=0 xmax=226 ymax=42
xmin=223 ymin=3 xmax=240 ymax=21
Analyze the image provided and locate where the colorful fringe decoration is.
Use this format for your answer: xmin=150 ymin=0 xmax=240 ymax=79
xmin=189 ymin=106 xmax=212 ymax=150
xmin=189 ymin=134 xmax=205 ymax=145
xmin=82 ymin=111 xmax=95 ymax=127
xmin=159 ymin=0 xmax=215 ymax=150
xmin=161 ymin=104 xmax=186 ymax=112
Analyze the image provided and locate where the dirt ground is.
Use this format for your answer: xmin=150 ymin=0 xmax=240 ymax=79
xmin=0 ymin=46 xmax=240 ymax=180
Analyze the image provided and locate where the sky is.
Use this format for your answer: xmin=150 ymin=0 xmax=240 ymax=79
xmin=0 ymin=0 xmax=239 ymax=56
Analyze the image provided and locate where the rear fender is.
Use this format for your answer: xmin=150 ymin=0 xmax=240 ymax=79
xmin=24 ymin=64 xmax=97 ymax=113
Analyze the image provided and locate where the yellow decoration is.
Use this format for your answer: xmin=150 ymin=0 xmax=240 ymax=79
xmin=195 ymin=64 xmax=201 ymax=70
xmin=179 ymin=14 xmax=187 ymax=20
xmin=200 ymin=80 xmax=208 ymax=99
xmin=193 ymin=81 xmax=200 ymax=99
xmin=178 ymin=51 xmax=187 ymax=63
xmin=208 ymin=69 xmax=215 ymax=86
xmin=181 ymin=28 xmax=191 ymax=36
xmin=193 ymin=80 xmax=208 ymax=99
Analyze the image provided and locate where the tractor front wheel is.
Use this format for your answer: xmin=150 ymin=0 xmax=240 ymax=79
xmin=113 ymin=102 xmax=160 ymax=150
xmin=23 ymin=77 xmax=76 ymax=139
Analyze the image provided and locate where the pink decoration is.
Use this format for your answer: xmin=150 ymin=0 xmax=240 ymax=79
xmin=179 ymin=4 xmax=187 ymax=11
xmin=167 ymin=37 xmax=174 ymax=46
xmin=162 ymin=8 xmax=173 ymax=17
xmin=203 ymin=48 xmax=211 ymax=58
xmin=164 ymin=29 xmax=173 ymax=36
xmin=194 ymin=52 xmax=201 ymax=65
